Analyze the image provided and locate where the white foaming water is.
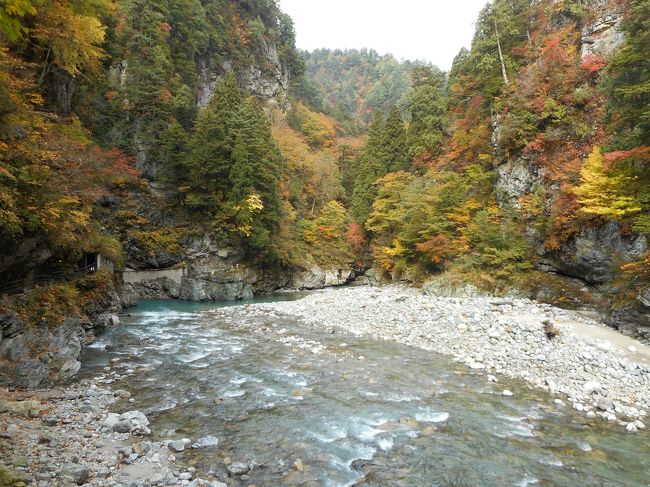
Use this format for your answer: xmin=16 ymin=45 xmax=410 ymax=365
xmin=188 ymin=362 xmax=210 ymax=369
xmin=178 ymin=351 xmax=211 ymax=363
xmin=222 ymin=389 xmax=246 ymax=398
xmin=230 ymin=377 xmax=248 ymax=385
xmin=262 ymin=387 xmax=280 ymax=397
xmin=516 ymin=475 xmax=539 ymax=486
xmin=495 ymin=413 xmax=528 ymax=422
xmin=357 ymin=389 xmax=379 ymax=397
xmin=577 ymin=441 xmax=592 ymax=452
xmin=384 ymin=393 xmax=422 ymax=403
xmin=377 ymin=436 xmax=394 ymax=451
xmin=415 ymin=408 xmax=450 ymax=423
xmin=309 ymin=424 xmax=348 ymax=444
xmin=539 ymin=456 xmax=563 ymax=467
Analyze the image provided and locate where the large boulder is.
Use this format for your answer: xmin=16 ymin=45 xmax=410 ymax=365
xmin=541 ymin=221 xmax=647 ymax=284
xmin=290 ymin=266 xmax=354 ymax=290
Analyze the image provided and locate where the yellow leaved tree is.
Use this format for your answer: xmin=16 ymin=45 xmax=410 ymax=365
xmin=574 ymin=147 xmax=641 ymax=219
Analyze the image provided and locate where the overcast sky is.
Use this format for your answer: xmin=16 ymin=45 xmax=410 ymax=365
xmin=278 ymin=0 xmax=489 ymax=71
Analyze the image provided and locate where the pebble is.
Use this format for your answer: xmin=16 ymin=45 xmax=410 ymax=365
xmin=502 ymin=390 xmax=513 ymax=397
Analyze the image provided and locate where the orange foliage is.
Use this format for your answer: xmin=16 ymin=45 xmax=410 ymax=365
xmin=415 ymin=235 xmax=456 ymax=264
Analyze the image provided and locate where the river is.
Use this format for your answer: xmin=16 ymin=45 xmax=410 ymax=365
xmin=80 ymin=295 xmax=650 ymax=486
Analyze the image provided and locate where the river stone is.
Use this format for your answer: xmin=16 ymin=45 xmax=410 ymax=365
xmin=168 ymin=439 xmax=191 ymax=452
xmin=227 ymin=463 xmax=251 ymax=476
xmin=191 ymin=436 xmax=219 ymax=450
xmin=61 ymin=463 xmax=89 ymax=485
xmin=583 ymin=380 xmax=602 ymax=394
xmin=103 ymin=412 xmax=121 ymax=430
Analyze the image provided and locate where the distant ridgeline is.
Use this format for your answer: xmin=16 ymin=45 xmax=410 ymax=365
xmin=0 ymin=0 xmax=648 ymax=333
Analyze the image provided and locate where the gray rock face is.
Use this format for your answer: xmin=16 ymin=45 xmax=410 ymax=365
xmin=542 ymin=221 xmax=647 ymax=284
xmin=0 ymin=319 xmax=83 ymax=388
xmin=495 ymin=155 xmax=544 ymax=207
xmin=0 ymin=298 xmax=124 ymax=388
xmin=581 ymin=1 xmax=625 ymax=60
xmin=290 ymin=266 xmax=353 ymax=290
xmin=121 ymin=235 xmax=354 ymax=302
xmin=197 ymin=37 xmax=289 ymax=110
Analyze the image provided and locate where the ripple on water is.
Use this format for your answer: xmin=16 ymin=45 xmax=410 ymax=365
xmin=383 ymin=392 xmax=422 ymax=403
xmin=415 ymin=408 xmax=449 ymax=423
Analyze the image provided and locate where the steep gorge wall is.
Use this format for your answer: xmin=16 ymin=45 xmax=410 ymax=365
xmin=493 ymin=1 xmax=649 ymax=339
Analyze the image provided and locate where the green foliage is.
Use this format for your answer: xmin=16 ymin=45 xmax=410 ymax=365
xmin=407 ymin=66 xmax=448 ymax=161
xmin=298 ymin=48 xmax=430 ymax=134
xmin=367 ymin=165 xmax=496 ymax=273
xmin=13 ymin=269 xmax=115 ymax=328
xmin=299 ymin=200 xmax=353 ymax=266
xmin=605 ymin=0 xmax=650 ymax=148
xmin=16 ymin=282 xmax=80 ymax=328
xmin=287 ymin=101 xmax=337 ymax=148
xmin=85 ymin=232 xmax=124 ymax=267
xmin=0 ymin=0 xmax=38 ymax=41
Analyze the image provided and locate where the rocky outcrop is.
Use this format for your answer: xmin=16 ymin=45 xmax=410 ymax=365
xmin=0 ymin=287 xmax=122 ymax=389
xmin=495 ymin=155 xmax=545 ymax=207
xmin=289 ymin=266 xmax=354 ymax=290
xmin=120 ymin=235 xmax=354 ymax=302
xmin=581 ymin=1 xmax=625 ymax=60
xmin=541 ymin=221 xmax=648 ymax=284
xmin=0 ymin=312 xmax=120 ymax=389
xmin=197 ymin=37 xmax=289 ymax=111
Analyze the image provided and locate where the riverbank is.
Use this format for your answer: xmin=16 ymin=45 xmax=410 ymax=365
xmin=243 ymin=285 xmax=650 ymax=432
xmin=0 ymin=379 xmax=226 ymax=486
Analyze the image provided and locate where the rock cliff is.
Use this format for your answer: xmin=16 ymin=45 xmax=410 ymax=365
xmin=0 ymin=284 xmax=122 ymax=389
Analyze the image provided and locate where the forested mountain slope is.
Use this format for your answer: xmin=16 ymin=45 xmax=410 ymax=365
xmin=343 ymin=0 xmax=649 ymax=338
xmin=294 ymin=48 xmax=435 ymax=135
xmin=0 ymin=0 xmax=648 ymax=353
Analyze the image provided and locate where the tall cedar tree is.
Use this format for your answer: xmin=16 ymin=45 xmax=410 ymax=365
xmin=383 ymin=105 xmax=409 ymax=172
xmin=605 ymin=0 xmax=650 ymax=148
xmin=187 ymin=73 xmax=243 ymax=209
xmin=407 ymin=66 xmax=448 ymax=162
xmin=351 ymin=112 xmax=386 ymax=225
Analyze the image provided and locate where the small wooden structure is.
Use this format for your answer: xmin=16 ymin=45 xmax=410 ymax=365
xmin=81 ymin=253 xmax=115 ymax=273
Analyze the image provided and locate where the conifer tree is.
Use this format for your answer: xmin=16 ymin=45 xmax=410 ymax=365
xmin=351 ymin=112 xmax=386 ymax=225
xmin=606 ymin=0 xmax=650 ymax=148
xmin=228 ymin=97 xmax=283 ymax=250
xmin=187 ymin=73 xmax=243 ymax=209
xmin=407 ymin=66 xmax=448 ymax=161
xmin=383 ymin=105 xmax=409 ymax=172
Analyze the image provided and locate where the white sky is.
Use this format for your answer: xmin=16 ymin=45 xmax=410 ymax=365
xmin=278 ymin=0 xmax=489 ymax=71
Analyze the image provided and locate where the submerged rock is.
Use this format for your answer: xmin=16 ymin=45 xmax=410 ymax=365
xmin=191 ymin=435 xmax=219 ymax=450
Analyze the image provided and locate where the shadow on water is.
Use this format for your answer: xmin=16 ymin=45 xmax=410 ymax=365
xmin=80 ymin=294 xmax=650 ymax=487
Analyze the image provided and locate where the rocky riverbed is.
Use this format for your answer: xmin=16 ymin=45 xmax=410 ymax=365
xmin=0 ymin=379 xmax=227 ymax=486
xmin=243 ymin=285 xmax=650 ymax=433
xmin=2 ymin=285 xmax=650 ymax=486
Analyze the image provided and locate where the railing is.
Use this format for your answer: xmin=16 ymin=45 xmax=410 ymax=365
xmin=0 ymin=264 xmax=97 ymax=297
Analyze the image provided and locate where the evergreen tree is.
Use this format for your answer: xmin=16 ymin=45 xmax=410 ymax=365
xmin=228 ymin=97 xmax=283 ymax=250
xmin=118 ymin=0 xmax=173 ymax=176
xmin=605 ymin=0 xmax=650 ymax=148
xmin=186 ymin=73 xmax=243 ymax=209
xmin=407 ymin=66 xmax=448 ymax=161
xmin=382 ymin=105 xmax=409 ymax=172
xmin=158 ymin=121 xmax=190 ymax=189
xmin=351 ymin=112 xmax=386 ymax=225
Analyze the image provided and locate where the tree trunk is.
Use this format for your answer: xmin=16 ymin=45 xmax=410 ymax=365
xmin=494 ymin=18 xmax=509 ymax=86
